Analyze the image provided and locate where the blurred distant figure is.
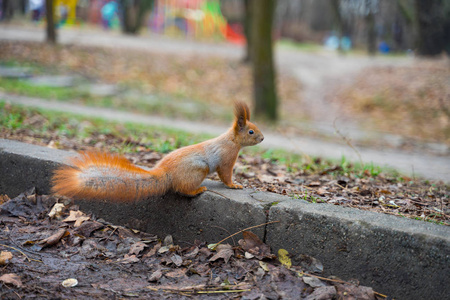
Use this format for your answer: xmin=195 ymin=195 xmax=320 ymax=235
xmin=58 ymin=3 xmax=68 ymax=25
xmin=29 ymin=0 xmax=44 ymax=22
xmin=101 ymin=0 xmax=118 ymax=29
xmin=30 ymin=0 xmax=44 ymax=21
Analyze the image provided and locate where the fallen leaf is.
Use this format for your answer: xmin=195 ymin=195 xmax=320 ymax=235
xmin=129 ymin=241 xmax=147 ymax=256
xmin=144 ymin=243 xmax=161 ymax=258
xmin=73 ymin=221 xmax=104 ymax=237
xmin=184 ymin=246 xmax=199 ymax=259
xmin=63 ymin=210 xmax=90 ymax=227
xmin=277 ymin=249 xmax=292 ymax=269
xmin=48 ymin=203 xmax=65 ymax=218
xmin=39 ymin=228 xmax=69 ymax=248
xmin=165 ymin=268 xmax=187 ymax=279
xmin=170 ymin=254 xmax=183 ymax=267
xmin=259 ymin=261 xmax=269 ymax=272
xmin=238 ymin=231 xmax=275 ymax=260
xmin=158 ymin=245 xmax=170 ymax=254
xmin=190 ymin=263 xmax=211 ymax=277
xmin=163 ymin=235 xmax=173 ymax=247
xmin=61 ymin=278 xmax=78 ymax=288
xmin=0 ymin=273 xmax=23 ymax=287
xmin=119 ymin=254 xmax=140 ymax=264
xmin=303 ymin=275 xmax=326 ymax=288
xmin=298 ymin=254 xmax=323 ymax=273
xmin=305 ymin=286 xmax=337 ymax=300
xmin=0 ymin=251 xmax=13 ymax=265
xmin=148 ymin=270 xmax=162 ymax=282
xmin=209 ymin=244 xmax=233 ymax=263
xmin=258 ymin=174 xmax=278 ymax=184
xmin=336 ymin=284 xmax=376 ymax=300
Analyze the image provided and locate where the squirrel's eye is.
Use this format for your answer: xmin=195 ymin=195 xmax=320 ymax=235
xmin=249 ymin=130 xmax=254 ymax=135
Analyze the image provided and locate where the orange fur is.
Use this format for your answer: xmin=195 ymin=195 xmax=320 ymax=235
xmin=51 ymin=102 xmax=264 ymax=201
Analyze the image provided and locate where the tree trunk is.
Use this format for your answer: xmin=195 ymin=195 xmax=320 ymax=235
xmin=45 ymin=0 xmax=57 ymax=44
xmin=242 ymin=0 xmax=252 ymax=63
xmin=414 ymin=0 xmax=448 ymax=56
xmin=1 ymin=0 xmax=14 ymax=21
xmin=250 ymin=0 xmax=278 ymax=121
xmin=365 ymin=9 xmax=376 ymax=55
xmin=120 ymin=0 xmax=153 ymax=35
xmin=330 ymin=0 xmax=343 ymax=52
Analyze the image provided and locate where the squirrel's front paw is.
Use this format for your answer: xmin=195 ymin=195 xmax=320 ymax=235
xmin=228 ymin=183 xmax=243 ymax=189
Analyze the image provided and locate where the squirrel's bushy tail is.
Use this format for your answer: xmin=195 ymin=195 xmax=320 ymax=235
xmin=52 ymin=152 xmax=170 ymax=201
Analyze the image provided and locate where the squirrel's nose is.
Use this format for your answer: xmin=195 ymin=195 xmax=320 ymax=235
xmin=260 ymin=136 xmax=264 ymax=142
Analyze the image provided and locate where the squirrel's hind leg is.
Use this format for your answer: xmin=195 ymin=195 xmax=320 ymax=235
xmin=179 ymin=186 xmax=207 ymax=197
xmin=173 ymin=165 xmax=208 ymax=197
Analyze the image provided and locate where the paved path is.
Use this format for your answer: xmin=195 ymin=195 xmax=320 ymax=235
xmin=2 ymin=93 xmax=449 ymax=182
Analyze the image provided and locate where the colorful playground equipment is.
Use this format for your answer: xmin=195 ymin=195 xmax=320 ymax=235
xmin=149 ymin=0 xmax=244 ymax=43
xmin=44 ymin=0 xmax=245 ymax=43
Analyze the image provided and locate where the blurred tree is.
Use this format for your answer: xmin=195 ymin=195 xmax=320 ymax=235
xmin=413 ymin=0 xmax=450 ymax=56
xmin=250 ymin=0 xmax=278 ymax=121
xmin=365 ymin=0 xmax=377 ymax=55
xmin=242 ymin=0 xmax=252 ymax=63
xmin=119 ymin=0 xmax=154 ymax=35
xmin=45 ymin=0 xmax=57 ymax=44
xmin=330 ymin=0 xmax=344 ymax=52
xmin=1 ymin=0 xmax=14 ymax=21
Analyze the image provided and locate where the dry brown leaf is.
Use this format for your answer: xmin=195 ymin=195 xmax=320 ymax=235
xmin=165 ymin=268 xmax=187 ymax=279
xmin=39 ymin=228 xmax=69 ymax=247
xmin=170 ymin=254 xmax=183 ymax=267
xmin=129 ymin=241 xmax=147 ymax=256
xmin=119 ymin=254 xmax=140 ymax=264
xmin=63 ymin=210 xmax=90 ymax=227
xmin=148 ymin=269 xmax=162 ymax=282
xmin=0 ymin=251 xmax=13 ymax=265
xmin=209 ymin=244 xmax=233 ymax=263
xmin=238 ymin=231 xmax=275 ymax=260
xmin=48 ymin=203 xmax=65 ymax=219
xmin=0 ymin=273 xmax=23 ymax=287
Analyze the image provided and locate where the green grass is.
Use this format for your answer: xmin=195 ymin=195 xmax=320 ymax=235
xmin=277 ymin=39 xmax=322 ymax=53
xmin=0 ymin=76 xmax=232 ymax=123
xmin=0 ymin=77 xmax=90 ymax=100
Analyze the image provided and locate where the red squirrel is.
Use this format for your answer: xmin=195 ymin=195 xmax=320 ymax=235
xmin=52 ymin=102 xmax=264 ymax=201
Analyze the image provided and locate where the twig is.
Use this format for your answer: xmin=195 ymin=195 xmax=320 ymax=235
xmin=210 ymin=225 xmax=236 ymax=245
xmin=146 ymin=283 xmax=249 ymax=294
xmin=0 ymin=243 xmax=42 ymax=263
xmin=374 ymin=291 xmax=389 ymax=298
xmin=333 ymin=119 xmax=364 ymax=168
xmin=212 ymin=221 xmax=280 ymax=249
xmin=206 ymin=190 xmax=230 ymax=199
xmin=197 ymin=289 xmax=251 ymax=294
xmin=298 ymin=271 xmax=348 ymax=284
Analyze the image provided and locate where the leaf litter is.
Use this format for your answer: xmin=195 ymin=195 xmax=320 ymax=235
xmin=0 ymin=189 xmax=386 ymax=299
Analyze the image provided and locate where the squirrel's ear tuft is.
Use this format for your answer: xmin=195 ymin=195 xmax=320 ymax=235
xmin=234 ymin=101 xmax=251 ymax=121
xmin=234 ymin=101 xmax=250 ymax=131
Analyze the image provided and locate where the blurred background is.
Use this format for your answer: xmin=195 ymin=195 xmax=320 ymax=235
xmin=0 ymin=0 xmax=449 ymax=175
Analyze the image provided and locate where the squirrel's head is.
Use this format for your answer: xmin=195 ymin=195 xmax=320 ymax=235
xmin=233 ymin=101 xmax=264 ymax=147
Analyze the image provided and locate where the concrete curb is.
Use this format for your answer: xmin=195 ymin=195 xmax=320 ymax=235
xmin=1 ymin=139 xmax=449 ymax=299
